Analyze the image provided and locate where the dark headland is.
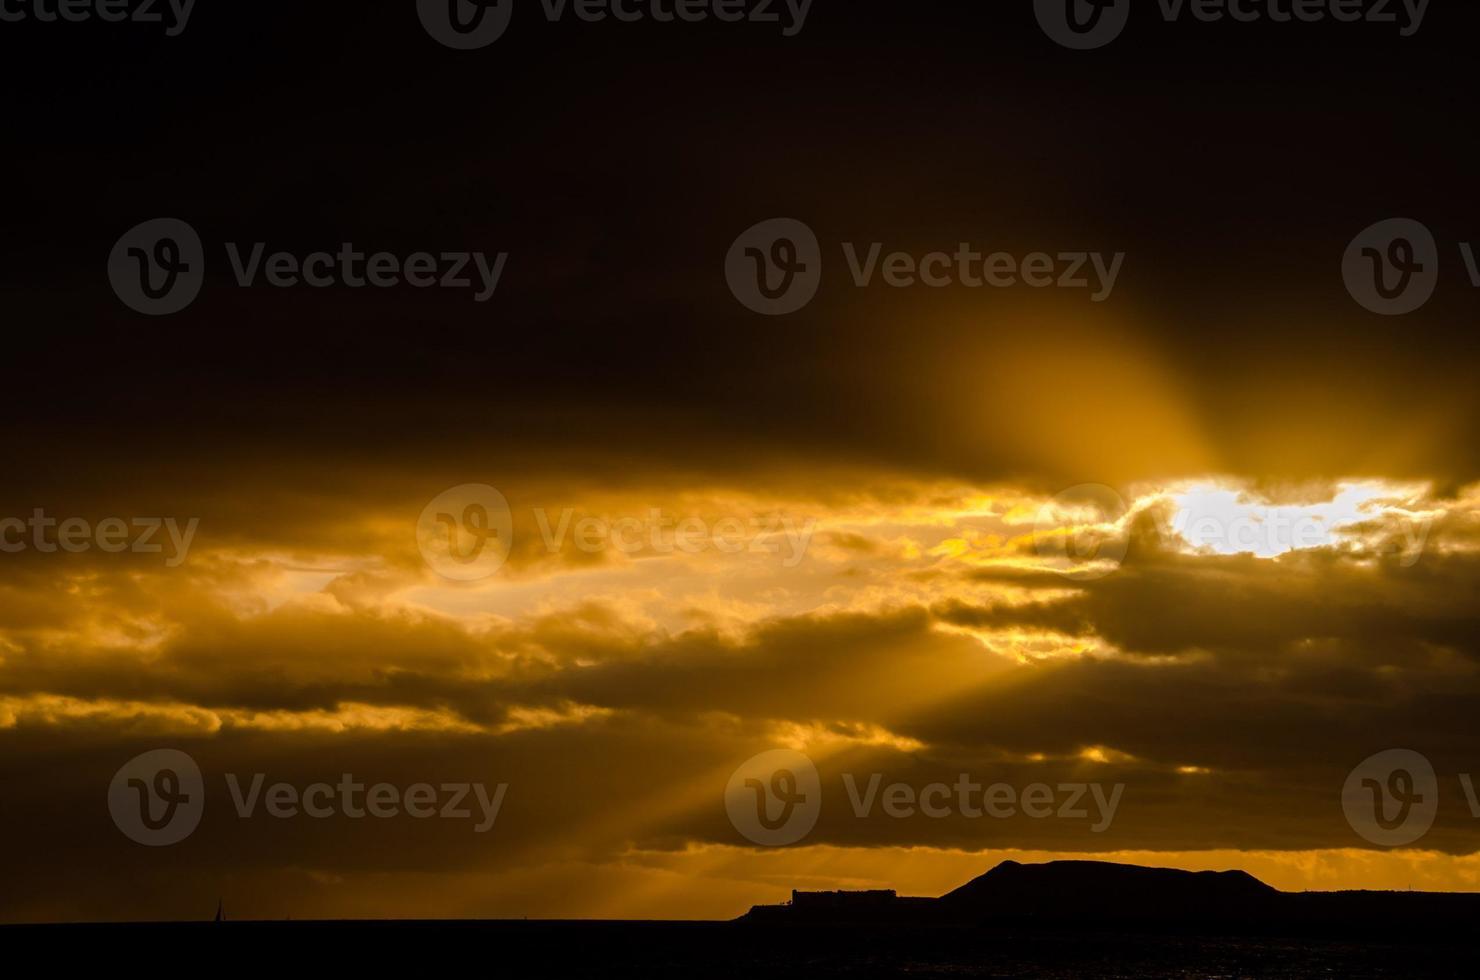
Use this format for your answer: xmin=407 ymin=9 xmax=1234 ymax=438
xmin=5 ymin=862 xmax=1479 ymax=976
xmin=741 ymin=859 xmax=1480 ymax=934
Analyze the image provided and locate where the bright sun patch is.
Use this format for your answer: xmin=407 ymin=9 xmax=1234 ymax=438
xmin=1156 ymin=481 xmax=1427 ymax=559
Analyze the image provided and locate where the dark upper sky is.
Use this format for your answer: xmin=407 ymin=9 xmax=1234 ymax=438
xmin=3 ymin=1 xmax=1477 ymax=488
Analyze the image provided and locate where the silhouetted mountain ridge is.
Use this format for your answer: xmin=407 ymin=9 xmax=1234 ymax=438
xmin=940 ymin=859 xmax=1278 ymax=920
xmin=742 ymin=859 xmax=1480 ymax=933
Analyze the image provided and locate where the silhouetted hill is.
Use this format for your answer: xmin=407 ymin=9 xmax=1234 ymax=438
xmin=742 ymin=860 xmax=1480 ymax=935
xmin=940 ymin=860 xmax=1279 ymax=924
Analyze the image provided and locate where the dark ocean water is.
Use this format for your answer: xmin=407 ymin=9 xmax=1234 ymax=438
xmin=5 ymin=921 xmax=1473 ymax=977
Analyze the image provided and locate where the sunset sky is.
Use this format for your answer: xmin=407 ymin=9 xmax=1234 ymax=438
xmin=3 ymin=3 xmax=1479 ymax=922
